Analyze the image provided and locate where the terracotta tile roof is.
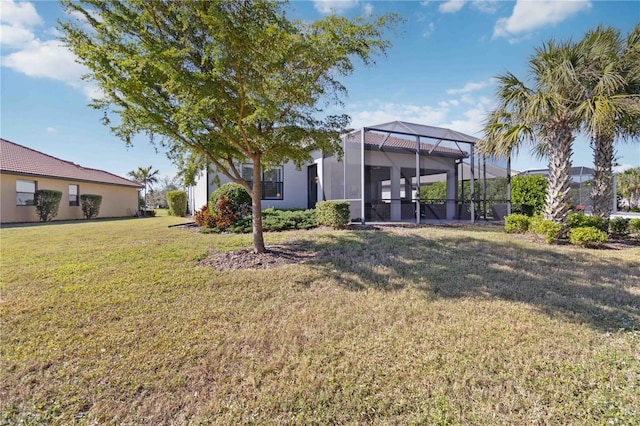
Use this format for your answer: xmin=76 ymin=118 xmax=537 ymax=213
xmin=0 ymin=138 xmax=143 ymax=188
xmin=344 ymin=131 xmax=468 ymax=158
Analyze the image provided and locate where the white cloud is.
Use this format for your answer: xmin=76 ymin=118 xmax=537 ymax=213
xmin=446 ymin=80 xmax=490 ymax=95
xmin=46 ymin=126 xmax=57 ymax=133
xmin=493 ymin=0 xmax=592 ymax=39
xmin=349 ymin=102 xmax=450 ymax=129
xmin=0 ymin=23 xmax=35 ymax=47
xmin=439 ymin=0 xmax=466 ymax=13
xmin=0 ymin=0 xmax=43 ymax=27
xmin=1 ymin=1 xmax=101 ymax=100
xmin=362 ymin=2 xmax=373 ymax=16
xmin=313 ymin=0 xmax=360 ymax=15
xmin=422 ymin=22 xmax=435 ymax=38
xmin=470 ymin=0 xmax=499 ymax=14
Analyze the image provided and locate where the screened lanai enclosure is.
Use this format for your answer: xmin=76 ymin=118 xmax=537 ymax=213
xmin=320 ymin=121 xmax=511 ymax=224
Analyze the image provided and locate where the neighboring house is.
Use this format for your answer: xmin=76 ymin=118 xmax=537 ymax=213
xmin=190 ymin=121 xmax=490 ymax=223
xmin=1 ymin=138 xmax=143 ymax=223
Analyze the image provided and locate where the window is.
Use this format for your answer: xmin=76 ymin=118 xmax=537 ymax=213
xmin=16 ymin=180 xmax=36 ymax=206
xmin=242 ymin=165 xmax=284 ymax=200
xmin=69 ymin=184 xmax=79 ymax=206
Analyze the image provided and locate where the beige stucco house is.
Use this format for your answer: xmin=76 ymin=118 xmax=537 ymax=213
xmin=1 ymin=138 xmax=143 ymax=223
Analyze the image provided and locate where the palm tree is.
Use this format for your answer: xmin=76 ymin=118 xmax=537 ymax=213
xmin=618 ymin=167 xmax=640 ymax=209
xmin=128 ymin=166 xmax=160 ymax=209
xmin=480 ymin=40 xmax=584 ymax=230
xmin=575 ymin=25 xmax=640 ymax=222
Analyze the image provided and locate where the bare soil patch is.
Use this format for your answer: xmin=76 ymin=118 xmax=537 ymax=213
xmin=199 ymin=243 xmax=317 ymax=271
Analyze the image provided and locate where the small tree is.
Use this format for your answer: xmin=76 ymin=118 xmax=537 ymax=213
xmin=511 ymin=175 xmax=547 ymax=216
xmin=60 ymin=1 xmax=397 ymax=253
xmin=34 ymin=189 xmax=62 ymax=222
xmin=80 ymin=194 xmax=102 ymax=219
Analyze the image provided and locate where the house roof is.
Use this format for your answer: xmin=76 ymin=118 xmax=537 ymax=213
xmin=0 ymin=138 xmax=143 ymax=188
xmin=344 ymin=130 xmax=469 ymax=158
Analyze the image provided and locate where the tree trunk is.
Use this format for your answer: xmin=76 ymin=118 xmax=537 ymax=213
xmin=251 ymin=157 xmax=266 ymax=254
xmin=590 ymin=132 xmax=614 ymax=223
xmin=544 ymin=121 xmax=574 ymax=232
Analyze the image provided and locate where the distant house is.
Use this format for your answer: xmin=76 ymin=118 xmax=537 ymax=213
xmin=189 ymin=121 xmax=500 ymax=223
xmin=1 ymin=138 xmax=143 ymax=223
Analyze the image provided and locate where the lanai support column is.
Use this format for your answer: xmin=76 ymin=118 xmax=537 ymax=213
xmin=446 ymin=168 xmax=456 ymax=220
xmin=415 ymin=136 xmax=420 ymax=224
xmin=470 ymin=145 xmax=475 ymax=223
xmin=390 ymin=166 xmax=401 ymax=221
xmin=361 ymin=128 xmax=366 ymax=224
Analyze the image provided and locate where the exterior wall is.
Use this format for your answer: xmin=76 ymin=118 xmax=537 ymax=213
xmin=201 ymin=161 xmax=310 ymax=210
xmin=1 ymin=173 xmax=139 ymax=223
xmin=188 ymin=170 xmax=211 ymax=214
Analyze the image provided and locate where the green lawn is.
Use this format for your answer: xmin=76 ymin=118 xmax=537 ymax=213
xmin=1 ymin=217 xmax=639 ymax=425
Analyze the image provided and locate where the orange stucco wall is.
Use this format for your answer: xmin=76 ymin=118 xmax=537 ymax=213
xmin=1 ymin=173 xmax=140 ymax=223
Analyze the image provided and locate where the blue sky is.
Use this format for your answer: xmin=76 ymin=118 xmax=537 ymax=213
xmin=1 ymin=0 xmax=639 ymax=182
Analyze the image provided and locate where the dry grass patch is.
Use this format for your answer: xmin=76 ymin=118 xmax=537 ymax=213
xmin=1 ymin=218 xmax=639 ymax=424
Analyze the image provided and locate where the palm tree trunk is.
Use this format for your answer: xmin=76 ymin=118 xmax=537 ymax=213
xmin=544 ymin=122 xmax=574 ymax=232
xmin=590 ymin=132 xmax=614 ymax=222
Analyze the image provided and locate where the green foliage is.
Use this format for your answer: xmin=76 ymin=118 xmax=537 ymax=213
xmin=316 ymin=201 xmax=351 ymax=228
xmin=629 ymin=218 xmax=640 ymax=238
xmin=34 ymin=189 xmax=63 ymax=222
xmin=530 ymin=216 xmax=562 ymax=244
xmin=511 ymin=175 xmax=547 ymax=216
xmin=504 ymin=214 xmax=531 ymax=233
xmin=227 ymin=209 xmax=317 ymax=233
xmin=569 ymin=226 xmax=608 ymax=247
xmin=194 ymin=205 xmax=215 ymax=228
xmin=608 ymin=217 xmax=629 ymax=236
xmin=167 ymin=190 xmax=187 ymax=217
xmin=80 ymin=194 xmax=102 ymax=219
xmin=209 ymin=183 xmax=251 ymax=220
xmin=567 ymin=212 xmax=607 ymax=231
xmin=419 ymin=182 xmax=446 ymax=200
xmin=212 ymin=195 xmax=237 ymax=230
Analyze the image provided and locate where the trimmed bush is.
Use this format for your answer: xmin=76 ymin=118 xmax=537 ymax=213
xmin=227 ymin=209 xmax=317 ymax=233
xmin=194 ymin=204 xmax=215 ymax=228
xmin=316 ymin=201 xmax=350 ymax=228
xmin=608 ymin=217 xmax=629 ymax=236
xmin=569 ymin=226 xmax=607 ymax=248
xmin=629 ymin=218 xmax=640 ymax=236
xmin=80 ymin=194 xmax=103 ymax=219
xmin=530 ymin=216 xmax=562 ymax=244
xmin=167 ymin=190 xmax=187 ymax=217
xmin=511 ymin=175 xmax=547 ymax=216
xmin=567 ymin=212 xmax=606 ymax=232
xmin=504 ymin=213 xmax=531 ymax=234
xmin=209 ymin=183 xmax=251 ymax=221
xmin=34 ymin=189 xmax=63 ymax=222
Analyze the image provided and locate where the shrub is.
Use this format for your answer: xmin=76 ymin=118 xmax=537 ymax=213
xmin=504 ymin=213 xmax=531 ymax=233
xmin=167 ymin=190 xmax=187 ymax=216
xmin=34 ymin=189 xmax=63 ymax=222
xmin=209 ymin=183 xmax=251 ymax=220
xmin=608 ymin=217 xmax=629 ymax=236
xmin=629 ymin=218 xmax=640 ymax=234
xmin=80 ymin=194 xmax=103 ymax=219
xmin=227 ymin=209 xmax=317 ymax=233
xmin=316 ymin=201 xmax=351 ymax=228
xmin=212 ymin=195 xmax=237 ymax=229
xmin=511 ymin=175 xmax=547 ymax=216
xmin=530 ymin=216 xmax=562 ymax=244
xmin=194 ymin=204 xmax=215 ymax=228
xmin=567 ymin=212 xmax=606 ymax=231
xmin=569 ymin=226 xmax=608 ymax=248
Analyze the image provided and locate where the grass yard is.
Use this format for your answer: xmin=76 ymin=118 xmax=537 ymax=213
xmin=1 ymin=217 xmax=639 ymax=425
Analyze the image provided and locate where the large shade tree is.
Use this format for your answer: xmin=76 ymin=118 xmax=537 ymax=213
xmin=479 ymin=40 xmax=585 ymax=229
xmin=576 ymin=25 xmax=640 ymax=222
xmin=128 ymin=165 xmax=159 ymax=208
xmin=60 ymin=0 xmax=397 ymax=253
